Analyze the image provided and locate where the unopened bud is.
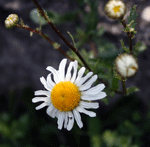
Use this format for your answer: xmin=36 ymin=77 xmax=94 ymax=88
xmin=105 ymin=0 xmax=126 ymax=20
xmin=53 ymin=42 xmax=61 ymax=49
xmin=5 ymin=14 xmax=19 ymax=29
xmin=129 ymin=27 xmax=134 ymax=32
xmin=115 ymin=53 xmax=138 ymax=78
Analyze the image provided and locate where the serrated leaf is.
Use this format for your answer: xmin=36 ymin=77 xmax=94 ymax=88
xmin=127 ymin=5 xmax=138 ymax=29
xmin=126 ymin=86 xmax=140 ymax=95
xmin=120 ymin=39 xmax=130 ymax=53
xmin=134 ymin=41 xmax=147 ymax=56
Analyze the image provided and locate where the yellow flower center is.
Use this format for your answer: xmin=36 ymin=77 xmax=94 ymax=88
xmin=113 ymin=5 xmax=121 ymax=13
xmin=51 ymin=81 xmax=81 ymax=111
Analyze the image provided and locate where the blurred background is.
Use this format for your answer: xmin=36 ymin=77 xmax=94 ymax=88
xmin=0 ymin=0 xmax=150 ymax=146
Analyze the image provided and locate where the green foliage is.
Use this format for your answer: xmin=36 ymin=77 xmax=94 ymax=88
xmin=127 ymin=5 xmax=138 ymax=29
xmin=30 ymin=9 xmax=78 ymax=25
xmin=96 ymin=39 xmax=123 ymax=58
xmin=126 ymin=86 xmax=140 ymax=96
xmin=0 ymin=112 xmax=30 ymax=146
xmin=134 ymin=41 xmax=147 ymax=56
xmin=120 ymin=39 xmax=129 ymax=53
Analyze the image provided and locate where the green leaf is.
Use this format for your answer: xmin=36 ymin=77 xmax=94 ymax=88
xmin=30 ymin=9 xmax=47 ymax=25
xmin=127 ymin=5 xmax=138 ymax=29
xmin=96 ymin=26 xmax=105 ymax=37
xmin=95 ymin=38 xmax=123 ymax=58
xmin=134 ymin=41 xmax=147 ymax=56
xmin=126 ymin=86 xmax=140 ymax=95
xmin=120 ymin=39 xmax=130 ymax=53
xmin=30 ymin=9 xmax=78 ymax=25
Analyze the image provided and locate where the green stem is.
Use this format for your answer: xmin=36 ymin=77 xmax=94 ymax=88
xmin=120 ymin=19 xmax=133 ymax=54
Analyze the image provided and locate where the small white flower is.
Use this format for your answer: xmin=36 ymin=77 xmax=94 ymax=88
xmin=32 ymin=59 xmax=106 ymax=131
xmin=105 ymin=0 xmax=126 ymax=19
xmin=115 ymin=53 xmax=138 ymax=78
xmin=5 ymin=14 xmax=19 ymax=29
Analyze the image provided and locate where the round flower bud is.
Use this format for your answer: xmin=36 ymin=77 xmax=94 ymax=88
xmin=115 ymin=53 xmax=138 ymax=78
xmin=5 ymin=14 xmax=19 ymax=29
xmin=105 ymin=0 xmax=126 ymax=20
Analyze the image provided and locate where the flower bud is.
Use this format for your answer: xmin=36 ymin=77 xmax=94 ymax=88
xmin=115 ymin=53 xmax=138 ymax=78
xmin=105 ymin=0 xmax=126 ymax=20
xmin=5 ymin=14 xmax=19 ymax=29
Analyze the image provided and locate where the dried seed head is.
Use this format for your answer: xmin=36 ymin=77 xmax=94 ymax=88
xmin=115 ymin=53 xmax=138 ymax=78
xmin=5 ymin=14 xmax=19 ymax=29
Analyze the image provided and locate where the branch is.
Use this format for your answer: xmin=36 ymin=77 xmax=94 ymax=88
xmin=120 ymin=19 xmax=133 ymax=54
xmin=31 ymin=0 xmax=92 ymax=71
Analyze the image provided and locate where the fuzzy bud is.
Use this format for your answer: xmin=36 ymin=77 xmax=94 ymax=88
xmin=5 ymin=14 xmax=19 ymax=29
xmin=105 ymin=0 xmax=126 ymax=20
xmin=115 ymin=53 xmax=138 ymax=78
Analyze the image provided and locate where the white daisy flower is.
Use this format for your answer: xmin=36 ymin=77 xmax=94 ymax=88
xmin=105 ymin=0 xmax=126 ymax=19
xmin=5 ymin=14 xmax=19 ymax=29
xmin=115 ymin=53 xmax=138 ymax=78
xmin=32 ymin=59 xmax=106 ymax=131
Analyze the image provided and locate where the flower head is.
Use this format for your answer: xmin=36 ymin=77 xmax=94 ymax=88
xmin=5 ymin=14 xmax=19 ymax=29
xmin=115 ymin=53 xmax=138 ymax=78
xmin=105 ymin=0 xmax=126 ymax=19
xmin=32 ymin=59 xmax=106 ymax=131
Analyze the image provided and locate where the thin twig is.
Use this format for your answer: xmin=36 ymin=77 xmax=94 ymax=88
xmin=32 ymin=0 xmax=92 ymax=71
xmin=120 ymin=19 xmax=133 ymax=54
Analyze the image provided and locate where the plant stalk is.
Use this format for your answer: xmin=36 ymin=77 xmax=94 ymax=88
xmin=32 ymin=0 xmax=92 ymax=71
xmin=120 ymin=19 xmax=133 ymax=54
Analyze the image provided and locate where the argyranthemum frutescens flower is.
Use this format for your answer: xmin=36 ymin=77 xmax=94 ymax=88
xmin=105 ymin=0 xmax=126 ymax=19
xmin=32 ymin=59 xmax=106 ymax=131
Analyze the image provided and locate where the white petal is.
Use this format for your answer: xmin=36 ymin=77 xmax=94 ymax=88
xmin=59 ymin=59 xmax=67 ymax=81
xmin=57 ymin=112 xmax=65 ymax=130
xmin=40 ymin=77 xmax=52 ymax=91
xmin=47 ymin=74 xmax=55 ymax=87
xmin=34 ymin=90 xmax=50 ymax=97
xmin=81 ymin=92 xmax=107 ymax=101
xmin=74 ymin=67 xmax=86 ymax=84
xmin=73 ymin=109 xmax=83 ymax=128
xmin=50 ymin=108 xmax=58 ymax=118
xmin=81 ymin=84 xmax=105 ymax=95
xmin=35 ymin=103 xmax=47 ymax=110
xmin=76 ymin=72 xmax=93 ymax=87
xmin=76 ymin=106 xmax=96 ymax=117
xmin=71 ymin=60 xmax=78 ymax=83
xmin=80 ymin=101 xmax=99 ymax=109
xmin=64 ymin=113 xmax=68 ymax=129
xmin=67 ymin=112 xmax=74 ymax=131
xmin=65 ymin=62 xmax=74 ymax=81
xmin=46 ymin=104 xmax=57 ymax=118
xmin=32 ymin=97 xmax=50 ymax=103
xmin=46 ymin=66 xmax=60 ymax=84
xmin=79 ymin=75 xmax=98 ymax=91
